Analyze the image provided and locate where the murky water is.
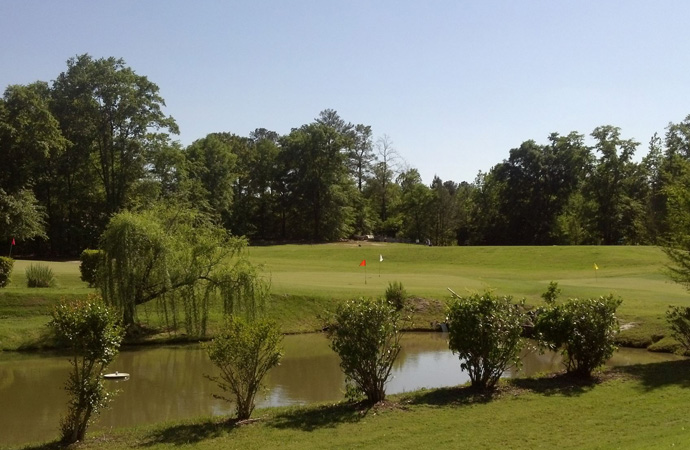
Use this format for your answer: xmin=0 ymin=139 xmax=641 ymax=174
xmin=0 ymin=332 xmax=683 ymax=447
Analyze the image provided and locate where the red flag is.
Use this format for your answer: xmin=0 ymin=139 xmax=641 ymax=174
xmin=359 ymin=259 xmax=366 ymax=267
xmin=11 ymin=238 xmax=15 ymax=246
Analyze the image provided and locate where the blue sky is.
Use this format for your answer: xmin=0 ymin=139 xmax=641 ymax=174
xmin=2 ymin=1 xmax=689 ymax=184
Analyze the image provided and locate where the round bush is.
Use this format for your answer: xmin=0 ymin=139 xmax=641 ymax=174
xmin=446 ymin=291 xmax=525 ymax=390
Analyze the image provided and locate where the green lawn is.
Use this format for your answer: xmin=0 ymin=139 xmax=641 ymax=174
xmin=249 ymin=243 xmax=690 ymax=347
xmin=16 ymin=361 xmax=690 ymax=450
xmin=1 ymin=244 xmax=689 ymax=350
xmin=5 ymin=245 xmax=690 ymax=449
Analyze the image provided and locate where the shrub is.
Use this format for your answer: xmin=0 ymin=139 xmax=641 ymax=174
xmin=327 ymin=297 xmax=402 ymax=403
xmin=385 ymin=281 xmax=407 ymax=310
xmin=80 ymin=249 xmax=103 ymax=287
xmin=446 ymin=291 xmax=525 ymax=390
xmin=0 ymin=256 xmax=14 ymax=288
xmin=26 ymin=263 xmax=56 ymax=287
xmin=204 ymin=316 xmax=283 ymax=420
xmin=50 ymin=295 xmax=124 ymax=444
xmin=541 ymin=281 xmax=561 ymax=305
xmin=666 ymin=305 xmax=690 ymax=351
xmin=534 ymin=295 xmax=622 ymax=377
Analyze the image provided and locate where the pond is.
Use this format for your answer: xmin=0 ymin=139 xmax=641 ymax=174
xmin=0 ymin=332 xmax=683 ymax=447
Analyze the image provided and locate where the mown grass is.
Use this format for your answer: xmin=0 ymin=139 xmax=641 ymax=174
xmin=249 ymin=243 xmax=690 ymax=348
xmin=15 ymin=361 xmax=690 ymax=450
xmin=1 ymin=244 xmax=689 ymax=350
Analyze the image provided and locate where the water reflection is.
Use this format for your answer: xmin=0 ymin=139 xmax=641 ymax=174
xmin=0 ymin=332 xmax=684 ymax=447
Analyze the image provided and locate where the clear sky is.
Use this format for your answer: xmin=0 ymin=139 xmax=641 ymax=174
xmin=2 ymin=1 xmax=689 ymax=184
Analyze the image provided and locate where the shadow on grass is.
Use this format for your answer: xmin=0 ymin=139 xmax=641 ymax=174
xmin=407 ymin=373 xmax=598 ymax=407
xmin=137 ymin=419 xmax=230 ymax=447
xmin=616 ymin=358 xmax=690 ymax=392
xmin=404 ymin=385 xmax=496 ymax=407
xmin=18 ymin=440 xmax=65 ymax=450
xmin=270 ymin=402 xmax=368 ymax=432
xmin=507 ymin=372 xmax=599 ymax=397
xmin=15 ymin=327 xmax=59 ymax=351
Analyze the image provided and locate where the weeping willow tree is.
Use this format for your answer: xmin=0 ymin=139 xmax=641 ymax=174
xmin=99 ymin=203 xmax=267 ymax=335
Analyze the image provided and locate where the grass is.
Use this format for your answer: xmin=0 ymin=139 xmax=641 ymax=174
xmin=4 ymin=245 xmax=690 ymax=449
xmin=1 ymin=244 xmax=689 ymax=350
xmin=14 ymin=361 xmax=690 ymax=450
xmin=248 ymin=243 xmax=690 ymax=348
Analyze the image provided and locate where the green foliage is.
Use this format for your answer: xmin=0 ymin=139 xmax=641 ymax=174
xmin=25 ymin=263 xmax=56 ymax=287
xmin=446 ymin=291 xmax=525 ymax=390
xmin=666 ymin=305 xmax=690 ymax=351
xmin=326 ymin=297 xmax=402 ymax=403
xmin=541 ymin=281 xmax=561 ymax=305
xmin=204 ymin=316 xmax=282 ymax=420
xmin=50 ymin=295 xmax=124 ymax=444
xmin=53 ymin=54 xmax=178 ymax=216
xmin=534 ymin=295 xmax=622 ymax=377
xmin=0 ymin=188 xmax=47 ymax=242
xmin=100 ymin=203 xmax=268 ymax=334
xmin=185 ymin=134 xmax=238 ymax=223
xmin=279 ymin=117 xmax=355 ymax=241
xmin=79 ymin=249 xmax=103 ymax=287
xmin=0 ymin=256 xmax=14 ymax=288
xmin=385 ymin=281 xmax=407 ymax=310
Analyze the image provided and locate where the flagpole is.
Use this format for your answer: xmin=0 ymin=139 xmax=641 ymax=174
xmin=8 ymin=239 xmax=13 ymax=258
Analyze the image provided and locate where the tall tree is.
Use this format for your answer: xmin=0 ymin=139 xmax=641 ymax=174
xmin=430 ymin=177 xmax=460 ymax=246
xmin=584 ymin=126 xmax=642 ymax=244
xmin=227 ymin=130 xmax=282 ymax=239
xmin=51 ymin=54 xmax=178 ymax=216
xmin=0 ymin=188 xmax=47 ymax=243
xmin=279 ymin=121 xmax=354 ymax=240
xmin=348 ymin=124 xmax=375 ymax=192
xmin=367 ymin=134 xmax=401 ymax=232
xmin=185 ymin=133 xmax=237 ymax=225
xmin=490 ymin=133 xmax=591 ymax=245
xmin=347 ymin=124 xmax=375 ymax=235
xmin=397 ymin=169 xmax=433 ymax=243
xmin=0 ymin=82 xmax=66 ymax=194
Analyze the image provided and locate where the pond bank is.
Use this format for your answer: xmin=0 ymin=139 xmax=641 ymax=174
xmin=1 ymin=332 xmax=684 ymax=447
xmin=12 ymin=358 xmax=690 ymax=450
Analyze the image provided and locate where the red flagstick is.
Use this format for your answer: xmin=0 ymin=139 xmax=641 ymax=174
xmin=360 ymin=259 xmax=366 ymax=284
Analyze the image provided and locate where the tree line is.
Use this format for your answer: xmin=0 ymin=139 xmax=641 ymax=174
xmin=2 ymin=54 xmax=690 ymax=255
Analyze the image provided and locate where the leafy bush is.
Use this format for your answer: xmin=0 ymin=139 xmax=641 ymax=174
xmin=541 ymin=281 xmax=561 ymax=305
xmin=534 ymin=295 xmax=622 ymax=377
xmin=327 ymin=297 xmax=402 ymax=403
xmin=446 ymin=291 xmax=525 ymax=390
xmin=0 ymin=256 xmax=14 ymax=288
xmin=80 ymin=249 xmax=103 ymax=287
xmin=204 ymin=316 xmax=283 ymax=420
xmin=666 ymin=305 xmax=690 ymax=351
xmin=26 ymin=263 xmax=56 ymax=287
xmin=385 ymin=281 xmax=407 ymax=310
xmin=50 ymin=295 xmax=124 ymax=444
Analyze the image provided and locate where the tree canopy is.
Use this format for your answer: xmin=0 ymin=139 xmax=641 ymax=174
xmin=2 ymin=54 xmax=690 ymax=253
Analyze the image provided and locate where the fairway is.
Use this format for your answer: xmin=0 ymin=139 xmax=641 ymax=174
xmin=247 ymin=243 xmax=688 ymax=306
xmin=1 ymin=244 xmax=689 ymax=349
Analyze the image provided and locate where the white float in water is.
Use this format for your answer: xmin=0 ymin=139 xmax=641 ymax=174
xmin=103 ymin=371 xmax=130 ymax=380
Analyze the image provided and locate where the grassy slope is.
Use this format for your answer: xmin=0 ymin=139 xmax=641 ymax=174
xmin=250 ymin=243 xmax=690 ymax=346
xmin=1 ymin=244 xmax=689 ymax=349
xmin=0 ymin=260 xmax=91 ymax=350
xmin=17 ymin=361 xmax=690 ymax=450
